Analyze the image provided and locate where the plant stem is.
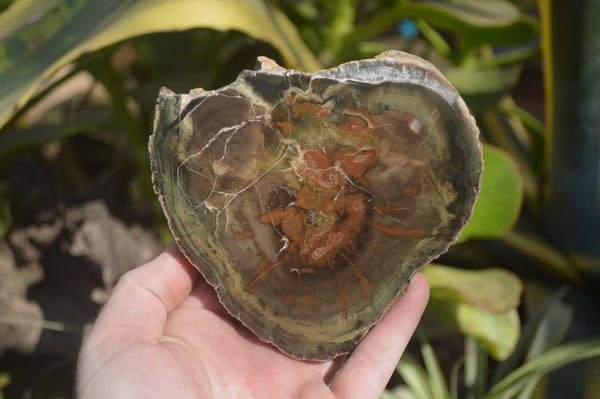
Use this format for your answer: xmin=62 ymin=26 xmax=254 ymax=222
xmin=501 ymin=229 xmax=581 ymax=283
xmin=414 ymin=18 xmax=452 ymax=59
xmin=465 ymin=336 xmax=488 ymax=399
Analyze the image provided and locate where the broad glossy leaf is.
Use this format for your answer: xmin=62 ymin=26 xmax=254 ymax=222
xmin=458 ymin=144 xmax=524 ymax=241
xmin=425 ymin=263 xmax=522 ymax=360
xmin=0 ymin=0 xmax=62 ymax=42
xmin=427 ymin=289 xmax=520 ymax=360
xmin=0 ymin=0 xmax=320 ymax=129
xmin=425 ymin=264 xmax=522 ymax=313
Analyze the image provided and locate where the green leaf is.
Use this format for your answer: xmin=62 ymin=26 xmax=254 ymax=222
xmin=492 ymin=287 xmax=570 ymax=384
xmin=497 ymin=102 xmax=545 ymax=173
xmin=485 ymin=337 xmax=600 ymax=399
xmin=0 ymin=0 xmax=321 ymax=129
xmin=424 ymin=264 xmax=522 ymax=314
xmin=0 ymin=181 xmax=11 ymax=238
xmin=458 ymin=144 xmax=524 ymax=242
xmin=390 ymin=333 xmax=452 ymax=399
xmin=380 ymin=390 xmax=399 ymax=399
xmin=424 ymin=264 xmax=522 ymax=360
xmin=501 ymin=229 xmax=582 ymax=283
xmin=426 ymin=264 xmax=522 ymax=361
xmin=409 ymin=0 xmax=538 ymax=48
xmin=526 ymin=298 xmax=573 ymax=359
xmin=381 ymin=387 xmax=416 ymax=399
xmin=445 ymin=64 xmax=522 ymax=110
xmin=0 ymin=0 xmax=62 ymax=42
xmin=396 ymin=353 xmax=435 ymax=399
xmin=428 ymin=294 xmax=520 ymax=361
xmin=347 ymin=0 xmax=537 ymax=48
xmin=504 ymin=287 xmax=573 ymax=398
xmin=417 ymin=0 xmax=519 ymax=28
xmin=416 ymin=329 xmax=451 ymax=399
xmin=464 ymin=336 xmax=489 ymax=399
xmin=0 ymin=120 xmax=117 ymax=165
xmin=0 ymin=372 xmax=10 ymax=399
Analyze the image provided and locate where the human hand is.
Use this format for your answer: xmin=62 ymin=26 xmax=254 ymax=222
xmin=76 ymin=242 xmax=429 ymax=399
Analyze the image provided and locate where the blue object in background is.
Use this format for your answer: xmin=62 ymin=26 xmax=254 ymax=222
xmin=396 ymin=19 xmax=419 ymax=39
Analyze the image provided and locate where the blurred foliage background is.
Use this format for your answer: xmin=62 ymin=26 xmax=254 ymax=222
xmin=0 ymin=0 xmax=598 ymax=398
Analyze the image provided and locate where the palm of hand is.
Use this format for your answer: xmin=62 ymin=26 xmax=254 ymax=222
xmin=76 ymin=243 xmax=429 ymax=399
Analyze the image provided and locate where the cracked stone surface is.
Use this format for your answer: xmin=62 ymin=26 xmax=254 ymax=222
xmin=149 ymin=50 xmax=482 ymax=360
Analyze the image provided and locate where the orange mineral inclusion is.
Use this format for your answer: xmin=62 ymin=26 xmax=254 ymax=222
xmin=246 ymin=147 xmax=377 ymax=292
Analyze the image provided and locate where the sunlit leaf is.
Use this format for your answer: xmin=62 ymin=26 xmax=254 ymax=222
xmin=459 ymin=144 xmax=524 ymax=242
xmin=425 ymin=264 xmax=522 ymax=360
xmin=424 ymin=264 xmax=522 ymax=313
xmin=0 ymin=0 xmax=320 ymax=129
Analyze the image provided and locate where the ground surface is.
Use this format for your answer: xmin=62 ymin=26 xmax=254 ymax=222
xmin=0 ymin=144 xmax=162 ymax=397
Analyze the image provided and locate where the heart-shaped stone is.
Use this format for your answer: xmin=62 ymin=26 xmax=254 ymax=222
xmin=149 ymin=50 xmax=482 ymax=360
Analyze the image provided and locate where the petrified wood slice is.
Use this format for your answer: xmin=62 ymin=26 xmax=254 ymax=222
xmin=149 ymin=50 xmax=482 ymax=360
